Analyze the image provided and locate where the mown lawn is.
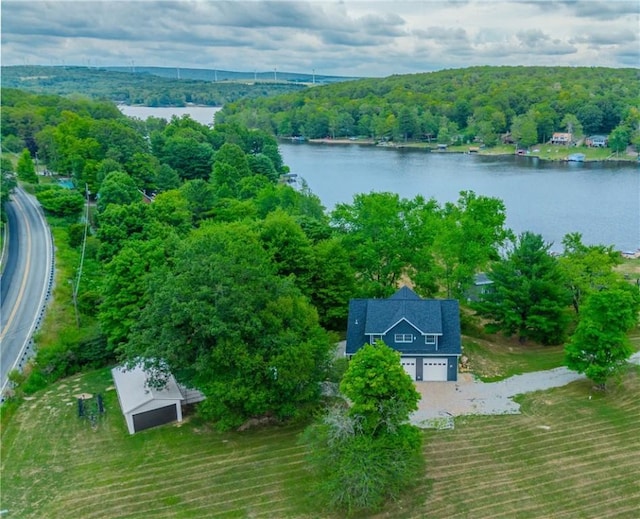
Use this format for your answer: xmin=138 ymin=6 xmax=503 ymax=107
xmin=461 ymin=335 xmax=566 ymax=382
xmin=2 ymin=364 xmax=639 ymax=518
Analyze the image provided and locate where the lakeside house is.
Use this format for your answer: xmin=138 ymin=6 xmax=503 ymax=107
xmin=550 ymin=132 xmax=573 ymax=145
xmin=585 ymin=135 xmax=608 ymax=148
xmin=346 ymin=287 xmax=462 ymax=382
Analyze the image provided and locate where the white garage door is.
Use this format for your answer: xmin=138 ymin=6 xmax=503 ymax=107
xmin=423 ymin=358 xmax=448 ymax=381
xmin=401 ymin=358 xmax=417 ymax=380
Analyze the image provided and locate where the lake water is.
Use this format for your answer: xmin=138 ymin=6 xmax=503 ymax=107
xmin=118 ymin=105 xmax=221 ymax=126
xmin=118 ymin=106 xmax=639 ymax=252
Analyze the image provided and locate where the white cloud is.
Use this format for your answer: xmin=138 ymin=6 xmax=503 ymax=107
xmin=1 ymin=0 xmax=638 ymax=76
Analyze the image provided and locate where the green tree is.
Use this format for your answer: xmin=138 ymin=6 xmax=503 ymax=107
xmin=153 ymin=132 xmax=214 ymax=181
xmin=126 ymin=221 xmax=333 ymax=430
xmin=1 ymin=157 xmax=16 ymax=204
xmin=561 ymin=113 xmax=584 ymax=138
xmin=125 ymin=152 xmax=160 ymax=193
xmin=99 ymin=236 xmax=177 ymax=352
xmin=302 ymin=342 xmax=423 ymax=515
xmin=180 ymin=179 xmax=215 ymax=226
xmin=211 ymin=142 xmax=253 ymax=196
xmin=433 ymin=191 xmax=510 ymax=298
xmin=559 ymin=232 xmax=622 ymax=314
xmin=476 ymin=232 xmax=571 ymax=344
xmin=309 ymin=237 xmax=356 ymax=330
xmin=16 ymin=148 xmax=38 ymax=183
xmin=149 ymin=189 xmax=192 ymax=235
xmin=332 ymin=192 xmax=412 ymax=297
xmin=96 ymin=202 xmax=154 ymax=261
xmin=511 ymin=114 xmax=538 ymax=148
xmin=258 ymin=209 xmax=315 ymax=295
xmin=96 ymin=171 xmax=139 ymax=212
xmin=35 ymin=185 xmax=85 ymax=217
xmin=608 ymin=124 xmax=630 ymax=154
xmin=340 ymin=342 xmax=420 ymax=435
xmin=565 ymin=287 xmax=640 ymax=389
xmin=154 ymin=164 xmax=181 ymax=193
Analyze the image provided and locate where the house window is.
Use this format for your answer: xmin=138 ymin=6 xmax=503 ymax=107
xmin=395 ymin=333 xmax=413 ymax=343
xmin=425 ymin=335 xmax=436 ymax=345
xmin=369 ymin=335 xmax=382 ymax=344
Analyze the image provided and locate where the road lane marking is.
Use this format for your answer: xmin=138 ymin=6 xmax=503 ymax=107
xmin=0 ymin=192 xmax=33 ymax=342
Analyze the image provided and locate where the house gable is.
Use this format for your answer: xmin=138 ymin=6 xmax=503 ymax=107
xmin=346 ymin=287 xmax=461 ymax=356
xmin=346 ymin=287 xmax=461 ymax=381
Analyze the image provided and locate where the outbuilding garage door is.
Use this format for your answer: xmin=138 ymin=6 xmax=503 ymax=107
xmin=132 ymin=404 xmax=178 ymax=433
xmin=423 ymin=358 xmax=448 ymax=381
xmin=401 ymin=358 xmax=417 ymax=380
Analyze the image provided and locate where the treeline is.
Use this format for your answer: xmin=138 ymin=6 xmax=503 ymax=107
xmin=217 ymin=66 xmax=640 ymax=149
xmin=1 ymin=65 xmax=309 ymax=107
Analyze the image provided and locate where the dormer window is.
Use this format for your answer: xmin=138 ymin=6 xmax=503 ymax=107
xmin=395 ymin=333 xmax=413 ymax=343
xmin=425 ymin=335 xmax=436 ymax=345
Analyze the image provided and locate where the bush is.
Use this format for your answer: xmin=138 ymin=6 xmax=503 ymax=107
xmin=35 ymin=185 xmax=85 ymax=217
xmin=302 ymin=408 xmax=424 ymax=515
xmin=68 ymin=223 xmax=86 ymax=248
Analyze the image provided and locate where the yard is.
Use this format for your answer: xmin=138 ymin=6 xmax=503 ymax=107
xmin=2 ymin=359 xmax=639 ymax=518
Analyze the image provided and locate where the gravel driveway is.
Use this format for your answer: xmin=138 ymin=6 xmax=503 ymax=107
xmin=410 ymin=351 xmax=640 ymax=428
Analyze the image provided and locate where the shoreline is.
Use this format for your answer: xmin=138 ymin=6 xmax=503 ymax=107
xmin=292 ymin=138 xmax=638 ymax=164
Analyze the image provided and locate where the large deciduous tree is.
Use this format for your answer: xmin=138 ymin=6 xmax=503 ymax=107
xmin=99 ymin=236 xmax=177 ymax=352
xmin=332 ymin=192 xmax=412 ymax=297
xmin=511 ymin=113 xmax=538 ymax=148
xmin=559 ymin=232 xmax=622 ymax=314
xmin=433 ymin=191 xmax=510 ymax=298
xmin=476 ymin=232 xmax=571 ymax=344
xmin=125 ymin=221 xmax=333 ymax=429
xmin=565 ymin=286 xmax=640 ymax=389
xmin=1 ymin=157 xmax=17 ymax=215
xmin=96 ymin=170 xmax=139 ymax=212
xmin=302 ymin=342 xmax=423 ymax=515
xmin=16 ymin=148 xmax=38 ymax=184
xmin=35 ymin=185 xmax=85 ymax=217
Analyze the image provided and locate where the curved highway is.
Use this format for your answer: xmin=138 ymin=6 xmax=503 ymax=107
xmin=0 ymin=187 xmax=54 ymax=396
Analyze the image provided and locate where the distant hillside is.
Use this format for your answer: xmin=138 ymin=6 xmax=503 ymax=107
xmin=217 ymin=65 xmax=640 ymax=144
xmin=1 ymin=65 xmax=358 ymax=106
xmin=103 ymin=66 xmax=360 ymax=85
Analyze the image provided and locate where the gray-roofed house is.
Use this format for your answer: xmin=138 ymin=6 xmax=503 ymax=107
xmin=465 ymin=272 xmax=494 ymax=302
xmin=346 ymin=286 xmax=462 ymax=381
xmin=585 ymin=135 xmax=608 ymax=148
xmin=112 ymin=365 xmax=205 ymax=434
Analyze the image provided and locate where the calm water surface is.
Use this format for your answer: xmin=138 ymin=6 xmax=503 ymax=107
xmin=280 ymin=143 xmax=639 ymax=252
xmin=118 ymin=105 xmax=221 ymax=126
xmin=117 ymin=106 xmax=639 ymax=252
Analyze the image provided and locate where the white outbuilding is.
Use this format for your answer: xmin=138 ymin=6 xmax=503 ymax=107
xmin=111 ymin=365 xmax=188 ymax=434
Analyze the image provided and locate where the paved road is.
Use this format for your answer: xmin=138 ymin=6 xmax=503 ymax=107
xmin=0 ymin=187 xmax=54 ymax=396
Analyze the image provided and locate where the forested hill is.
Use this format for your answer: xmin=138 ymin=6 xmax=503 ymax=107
xmin=0 ymin=65 xmax=315 ymax=107
xmin=216 ymin=66 xmax=640 ymax=144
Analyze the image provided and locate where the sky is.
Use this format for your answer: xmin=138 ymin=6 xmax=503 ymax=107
xmin=1 ymin=0 xmax=638 ymax=77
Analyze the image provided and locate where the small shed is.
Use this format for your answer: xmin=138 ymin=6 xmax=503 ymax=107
xmin=112 ymin=365 xmax=185 ymax=434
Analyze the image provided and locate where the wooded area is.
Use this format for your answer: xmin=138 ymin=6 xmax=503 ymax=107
xmin=218 ymin=66 xmax=640 ymax=150
xmin=1 ymin=65 xmax=312 ymax=106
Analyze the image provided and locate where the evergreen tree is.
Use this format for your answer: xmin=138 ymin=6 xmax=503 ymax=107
xmin=476 ymin=232 xmax=571 ymax=344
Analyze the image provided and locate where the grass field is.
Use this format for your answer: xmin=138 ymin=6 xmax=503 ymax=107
xmin=2 ymin=361 xmax=639 ymax=518
xmin=461 ymin=336 xmax=566 ymax=382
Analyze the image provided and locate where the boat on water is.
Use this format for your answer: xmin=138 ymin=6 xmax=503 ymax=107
xmin=567 ymin=153 xmax=585 ymax=162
